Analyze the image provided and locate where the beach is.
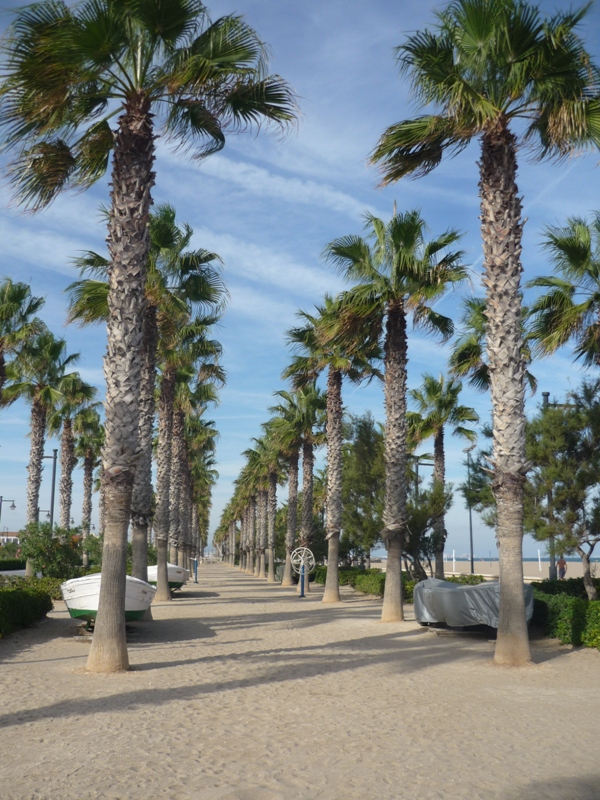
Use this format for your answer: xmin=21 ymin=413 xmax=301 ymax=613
xmin=1 ymin=563 xmax=599 ymax=800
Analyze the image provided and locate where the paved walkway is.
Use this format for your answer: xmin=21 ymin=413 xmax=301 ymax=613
xmin=0 ymin=564 xmax=599 ymax=799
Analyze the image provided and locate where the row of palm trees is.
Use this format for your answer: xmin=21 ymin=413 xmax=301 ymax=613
xmin=0 ymin=0 xmax=296 ymax=673
xmin=219 ymin=0 xmax=600 ymax=668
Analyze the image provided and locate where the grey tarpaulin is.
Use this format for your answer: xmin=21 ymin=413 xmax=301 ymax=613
xmin=413 ymin=578 xmax=534 ymax=628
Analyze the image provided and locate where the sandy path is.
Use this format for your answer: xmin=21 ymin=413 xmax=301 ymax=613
xmin=1 ymin=564 xmax=599 ymax=800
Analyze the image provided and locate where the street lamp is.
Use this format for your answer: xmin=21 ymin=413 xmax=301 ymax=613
xmin=464 ymin=444 xmax=476 ymax=574
xmin=409 ymin=454 xmax=434 ymax=504
xmin=42 ymin=449 xmax=58 ymax=533
xmin=0 ymin=497 xmax=16 ymax=529
xmin=37 ymin=508 xmax=51 ymax=521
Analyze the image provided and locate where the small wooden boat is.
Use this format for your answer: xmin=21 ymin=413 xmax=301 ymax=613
xmin=146 ymin=562 xmax=189 ymax=590
xmin=60 ymin=573 xmax=156 ymax=625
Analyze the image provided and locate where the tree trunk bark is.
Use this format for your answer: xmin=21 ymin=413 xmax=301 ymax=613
xmin=59 ymin=417 xmax=76 ymax=530
xmin=153 ymin=367 xmax=175 ymax=602
xmin=433 ymin=427 xmax=446 ymax=579
xmin=267 ymin=471 xmax=277 ymax=582
xmin=258 ymin=489 xmax=267 ymax=579
xmin=87 ymin=97 xmax=155 ymax=674
xmin=323 ymin=367 xmax=343 ymax=603
xmin=81 ymin=451 xmax=94 ymax=568
xmin=298 ymin=440 xmax=314 ymax=594
xmin=281 ymin=451 xmax=299 ymax=587
xmin=577 ymin=546 xmax=598 ymax=601
xmin=479 ymin=122 xmax=531 ymax=666
xmin=130 ymin=304 xmax=158 ymax=583
xmin=381 ymin=300 xmax=408 ymax=622
xmin=26 ymin=397 xmax=46 ymax=525
xmin=169 ymin=409 xmax=185 ymax=566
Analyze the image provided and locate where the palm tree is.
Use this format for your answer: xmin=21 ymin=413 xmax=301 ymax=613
xmin=67 ymin=204 xmax=226 ymax=582
xmin=325 ymin=210 xmax=466 ymax=622
xmin=528 ymin=214 xmax=600 ymax=368
xmin=0 ymin=0 xmax=295 ymax=673
xmin=370 ymin=0 xmax=600 ymax=665
xmin=284 ymin=295 xmax=382 ymax=603
xmin=408 ymin=374 xmax=478 ymax=578
xmin=450 ymin=297 xmax=537 ymax=393
xmin=4 ymin=329 xmax=80 ymax=526
xmin=74 ymin=407 xmax=104 ymax=563
xmin=270 ymin=386 xmax=326 ymax=590
xmin=0 ymin=279 xmax=44 ymax=403
xmin=48 ymin=380 xmax=98 ymax=530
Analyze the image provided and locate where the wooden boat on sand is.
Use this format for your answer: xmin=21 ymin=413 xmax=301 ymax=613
xmin=146 ymin=562 xmax=189 ymax=590
xmin=61 ymin=573 xmax=156 ymax=625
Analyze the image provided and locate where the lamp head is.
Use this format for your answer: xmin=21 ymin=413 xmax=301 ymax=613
xmin=9 ymin=502 xmax=15 ymax=511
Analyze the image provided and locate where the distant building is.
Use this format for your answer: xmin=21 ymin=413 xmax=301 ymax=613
xmin=0 ymin=532 xmax=20 ymax=545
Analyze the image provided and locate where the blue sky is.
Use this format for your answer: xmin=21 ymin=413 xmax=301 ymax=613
xmin=1 ymin=0 xmax=600 ymax=559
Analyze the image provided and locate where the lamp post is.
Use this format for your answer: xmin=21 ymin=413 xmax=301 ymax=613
xmin=0 ymin=497 xmax=16 ymax=529
xmin=541 ymin=392 xmax=558 ymax=580
xmin=464 ymin=444 xmax=476 ymax=574
xmin=42 ymin=449 xmax=58 ymax=533
xmin=37 ymin=508 xmax=51 ymax=522
xmin=409 ymin=454 xmax=434 ymax=504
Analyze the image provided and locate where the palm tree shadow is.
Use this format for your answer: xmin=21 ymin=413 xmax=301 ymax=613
xmin=502 ymin=775 xmax=600 ymax=799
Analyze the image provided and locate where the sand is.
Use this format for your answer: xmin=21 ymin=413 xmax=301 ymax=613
xmin=1 ymin=564 xmax=599 ymax=800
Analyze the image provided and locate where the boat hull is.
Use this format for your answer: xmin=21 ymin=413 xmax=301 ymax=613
xmin=146 ymin=563 xmax=189 ymax=590
xmin=61 ymin=574 xmax=156 ymax=623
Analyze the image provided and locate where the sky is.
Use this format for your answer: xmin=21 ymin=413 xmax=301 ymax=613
xmin=1 ymin=0 xmax=600 ymax=559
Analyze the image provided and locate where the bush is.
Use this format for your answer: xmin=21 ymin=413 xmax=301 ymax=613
xmin=530 ymin=577 xmax=600 ymax=599
xmin=532 ymin=589 xmax=600 ymax=649
xmin=19 ymin=523 xmax=83 ymax=580
xmin=0 ymin=575 xmax=64 ymax=601
xmin=0 ymin=559 xmax=26 ymax=571
xmin=446 ymin=574 xmax=486 ymax=586
xmin=353 ymin=571 xmax=386 ymax=597
xmin=0 ymin=584 xmax=53 ymax=638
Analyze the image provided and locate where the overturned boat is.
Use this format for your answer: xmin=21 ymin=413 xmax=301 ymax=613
xmin=146 ymin=562 xmax=189 ymax=591
xmin=61 ymin=573 xmax=156 ymax=625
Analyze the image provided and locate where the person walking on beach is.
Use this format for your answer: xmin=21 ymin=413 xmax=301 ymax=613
xmin=557 ymin=556 xmax=567 ymax=580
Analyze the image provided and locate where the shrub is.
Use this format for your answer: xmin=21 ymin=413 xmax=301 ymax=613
xmin=0 ymin=575 xmax=64 ymax=601
xmin=530 ymin=577 xmax=600 ymax=599
xmin=0 ymin=585 xmax=53 ymax=638
xmin=353 ymin=572 xmax=386 ymax=597
xmin=0 ymin=559 xmax=27 ymax=571
xmin=19 ymin=523 xmax=83 ymax=580
xmin=582 ymin=603 xmax=600 ymax=649
xmin=446 ymin=574 xmax=486 ymax=586
xmin=532 ymin=589 xmax=600 ymax=649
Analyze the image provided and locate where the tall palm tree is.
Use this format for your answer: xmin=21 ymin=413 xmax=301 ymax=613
xmin=284 ymin=295 xmax=383 ymax=603
xmin=4 ymin=329 xmax=80 ymax=526
xmin=325 ymin=210 xmax=466 ymax=622
xmin=48 ymin=380 xmax=98 ymax=530
xmin=0 ymin=279 xmax=44 ymax=403
xmin=370 ymin=0 xmax=600 ymax=665
xmin=408 ymin=374 xmax=478 ymax=578
xmin=528 ymin=214 xmax=600 ymax=368
xmin=260 ymin=421 xmax=285 ymax=583
xmin=67 ymin=203 xmax=226 ymax=582
xmin=242 ymin=439 xmax=270 ymax=579
xmin=0 ymin=0 xmax=295 ymax=673
xmin=74 ymin=407 xmax=104 ymax=562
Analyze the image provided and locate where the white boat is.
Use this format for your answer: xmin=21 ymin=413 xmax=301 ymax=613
xmin=60 ymin=573 xmax=156 ymax=625
xmin=146 ymin=562 xmax=189 ymax=590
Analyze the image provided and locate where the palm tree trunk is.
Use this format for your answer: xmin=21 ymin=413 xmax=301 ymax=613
xmin=577 ymin=546 xmax=597 ymax=601
xmin=323 ymin=367 xmax=343 ymax=603
xmin=381 ymin=300 xmax=408 ymax=622
xmin=258 ymin=489 xmax=267 ymax=578
xmin=26 ymin=397 xmax=46 ymax=525
xmin=99 ymin=464 xmax=106 ymax=536
xmin=169 ymin=409 xmax=185 ymax=566
xmin=480 ymin=123 xmax=530 ymax=666
xmin=299 ymin=440 xmax=314 ymax=594
xmin=267 ymin=472 xmax=277 ymax=582
xmin=59 ymin=417 xmax=76 ymax=530
xmin=154 ymin=368 xmax=175 ymax=601
xmin=87 ymin=97 xmax=155 ymax=674
xmin=131 ymin=305 xmax=158 ymax=583
xmin=81 ymin=451 xmax=94 ymax=568
xmin=433 ymin=427 xmax=446 ymax=579
xmin=281 ymin=452 xmax=299 ymax=586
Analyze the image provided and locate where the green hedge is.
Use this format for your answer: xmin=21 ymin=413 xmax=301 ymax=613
xmin=445 ymin=574 xmax=487 ymax=586
xmin=0 ymin=559 xmax=26 ymax=571
xmin=0 ymin=585 xmax=53 ymax=638
xmin=532 ymin=590 xmax=600 ymax=649
xmin=0 ymin=575 xmax=64 ymax=601
xmin=530 ymin=577 xmax=600 ymax=599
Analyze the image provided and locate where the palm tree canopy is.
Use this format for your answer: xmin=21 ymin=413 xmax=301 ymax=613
xmin=450 ymin=296 xmax=537 ymax=393
xmin=527 ymin=214 xmax=600 ymax=367
xmin=0 ymin=0 xmax=297 ymax=210
xmin=2 ymin=326 xmax=80 ymax=410
xmin=325 ymin=210 xmax=467 ymax=341
xmin=0 ymin=279 xmax=45 ymax=350
xmin=270 ymin=385 xmax=327 ymax=450
xmin=47 ymin=376 xmax=98 ymax=435
xmin=67 ymin=203 xmax=227 ymax=327
xmin=407 ymin=373 xmax=479 ymax=446
xmin=283 ymin=293 xmax=383 ymax=388
xmin=371 ymin=0 xmax=600 ymax=183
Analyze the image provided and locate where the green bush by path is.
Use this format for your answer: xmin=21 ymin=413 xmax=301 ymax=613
xmin=531 ymin=577 xmax=600 ymax=599
xmin=445 ymin=574 xmax=487 ymax=586
xmin=0 ymin=559 xmax=26 ymax=571
xmin=532 ymin=589 xmax=600 ymax=649
xmin=0 ymin=574 xmax=64 ymax=601
xmin=0 ymin=584 xmax=53 ymax=638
